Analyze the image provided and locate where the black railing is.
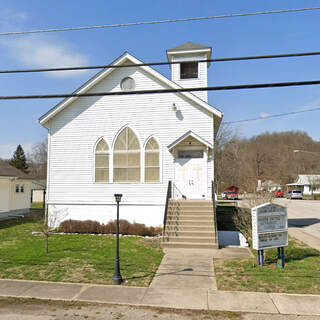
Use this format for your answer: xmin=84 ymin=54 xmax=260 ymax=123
xmin=163 ymin=180 xmax=172 ymax=237
xmin=212 ymin=180 xmax=219 ymax=246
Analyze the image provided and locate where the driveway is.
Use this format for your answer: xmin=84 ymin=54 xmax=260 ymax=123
xmin=275 ymin=199 xmax=320 ymax=250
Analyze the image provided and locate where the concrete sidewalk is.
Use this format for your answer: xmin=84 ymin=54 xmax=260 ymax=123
xmin=1 ymin=278 xmax=320 ymax=316
xmin=150 ymin=248 xmax=217 ymax=290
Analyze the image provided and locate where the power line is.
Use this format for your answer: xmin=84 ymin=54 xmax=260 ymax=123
xmin=1 ymin=51 xmax=320 ymax=74
xmin=1 ymin=79 xmax=320 ymax=100
xmin=0 ymin=7 xmax=320 ymax=36
xmin=223 ymin=106 xmax=320 ymax=124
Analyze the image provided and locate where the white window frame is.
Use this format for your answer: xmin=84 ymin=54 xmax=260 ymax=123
xmin=93 ymin=137 xmax=110 ymax=184
xmin=143 ymin=135 xmax=162 ymax=184
xmin=112 ymin=126 xmax=142 ymax=184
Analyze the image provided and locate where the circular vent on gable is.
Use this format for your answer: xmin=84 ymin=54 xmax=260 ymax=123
xmin=120 ymin=77 xmax=135 ymax=91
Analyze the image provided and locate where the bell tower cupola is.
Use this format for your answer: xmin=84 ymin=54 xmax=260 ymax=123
xmin=166 ymin=42 xmax=212 ymax=102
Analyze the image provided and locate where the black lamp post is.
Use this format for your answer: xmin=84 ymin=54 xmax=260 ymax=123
xmin=112 ymin=194 xmax=123 ymax=285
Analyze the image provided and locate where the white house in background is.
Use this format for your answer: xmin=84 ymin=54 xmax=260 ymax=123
xmin=0 ymin=162 xmax=34 ymax=215
xmin=257 ymin=180 xmax=282 ymax=192
xmin=287 ymin=174 xmax=320 ymax=195
xmin=39 ymin=42 xmax=223 ymax=227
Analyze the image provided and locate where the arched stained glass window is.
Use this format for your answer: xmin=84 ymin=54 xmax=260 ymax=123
xmin=114 ymin=127 xmax=141 ymax=182
xmin=95 ymin=139 xmax=109 ymax=182
xmin=145 ymin=137 xmax=160 ymax=182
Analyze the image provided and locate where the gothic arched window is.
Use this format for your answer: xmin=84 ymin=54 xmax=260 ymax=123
xmin=95 ymin=139 xmax=109 ymax=182
xmin=145 ymin=137 xmax=160 ymax=182
xmin=113 ymin=127 xmax=141 ymax=182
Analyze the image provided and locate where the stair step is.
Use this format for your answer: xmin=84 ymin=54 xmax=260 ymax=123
xmin=168 ymin=206 xmax=213 ymax=210
xmin=166 ymin=215 xmax=213 ymax=221
xmin=165 ymin=225 xmax=214 ymax=232
xmin=164 ymin=231 xmax=215 ymax=237
xmin=166 ymin=220 xmax=214 ymax=226
xmin=169 ymin=201 xmax=213 ymax=206
xmin=163 ymin=236 xmax=216 ymax=243
xmin=167 ymin=211 xmax=213 ymax=216
xmin=162 ymin=242 xmax=218 ymax=249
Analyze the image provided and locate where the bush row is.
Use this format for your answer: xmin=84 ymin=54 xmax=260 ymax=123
xmin=58 ymin=219 xmax=162 ymax=237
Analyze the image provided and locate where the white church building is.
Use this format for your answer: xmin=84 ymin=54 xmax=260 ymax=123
xmin=40 ymin=42 xmax=223 ymax=228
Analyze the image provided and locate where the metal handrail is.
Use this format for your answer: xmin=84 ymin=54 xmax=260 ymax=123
xmin=212 ymin=180 xmax=219 ymax=246
xmin=163 ymin=180 xmax=172 ymax=237
xmin=172 ymin=182 xmax=186 ymax=200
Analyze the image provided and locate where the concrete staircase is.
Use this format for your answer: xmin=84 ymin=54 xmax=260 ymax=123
xmin=162 ymin=200 xmax=218 ymax=249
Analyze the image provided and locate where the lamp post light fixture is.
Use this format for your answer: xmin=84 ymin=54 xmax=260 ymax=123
xmin=112 ymin=193 xmax=123 ymax=285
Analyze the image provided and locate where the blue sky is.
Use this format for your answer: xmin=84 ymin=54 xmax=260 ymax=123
xmin=0 ymin=0 xmax=320 ymax=158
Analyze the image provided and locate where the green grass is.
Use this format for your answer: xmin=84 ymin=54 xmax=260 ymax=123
xmin=214 ymin=238 xmax=320 ymax=294
xmin=0 ymin=214 xmax=164 ymax=286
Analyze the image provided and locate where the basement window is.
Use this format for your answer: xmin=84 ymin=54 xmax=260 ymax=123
xmin=180 ymin=62 xmax=198 ymax=79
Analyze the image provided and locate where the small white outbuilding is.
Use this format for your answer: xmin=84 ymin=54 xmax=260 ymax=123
xmin=39 ymin=42 xmax=223 ymax=227
xmin=0 ymin=162 xmax=34 ymax=215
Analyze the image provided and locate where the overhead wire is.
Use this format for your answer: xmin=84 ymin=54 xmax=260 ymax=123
xmin=223 ymin=106 xmax=320 ymax=125
xmin=1 ymin=51 xmax=320 ymax=74
xmin=0 ymin=7 xmax=319 ymax=36
xmin=1 ymin=80 xmax=320 ymax=100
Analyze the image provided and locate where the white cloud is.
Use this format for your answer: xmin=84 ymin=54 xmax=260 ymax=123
xmin=260 ymin=112 xmax=271 ymax=119
xmin=0 ymin=142 xmax=33 ymax=160
xmin=0 ymin=9 xmax=28 ymax=29
xmin=0 ymin=8 xmax=89 ymax=78
xmin=1 ymin=36 xmax=89 ymax=78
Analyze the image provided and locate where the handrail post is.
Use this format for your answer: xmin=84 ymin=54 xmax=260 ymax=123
xmin=163 ymin=180 xmax=172 ymax=238
xmin=212 ymin=180 xmax=219 ymax=247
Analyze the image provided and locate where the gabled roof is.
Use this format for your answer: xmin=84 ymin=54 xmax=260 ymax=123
xmin=39 ymin=51 xmax=223 ymax=127
xmin=167 ymin=131 xmax=213 ymax=151
xmin=0 ymin=162 xmax=31 ymax=179
xmin=167 ymin=41 xmax=211 ymax=52
xmin=287 ymin=174 xmax=320 ymax=186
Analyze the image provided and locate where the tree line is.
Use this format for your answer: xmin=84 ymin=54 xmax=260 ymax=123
xmin=0 ymin=140 xmax=47 ymax=180
xmin=215 ymin=128 xmax=320 ymax=193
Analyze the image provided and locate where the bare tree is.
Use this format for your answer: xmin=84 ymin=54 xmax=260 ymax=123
xmin=28 ymin=139 xmax=48 ymax=179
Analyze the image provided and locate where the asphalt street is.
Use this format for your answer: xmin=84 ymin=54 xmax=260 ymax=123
xmin=275 ymin=198 xmax=320 ymax=244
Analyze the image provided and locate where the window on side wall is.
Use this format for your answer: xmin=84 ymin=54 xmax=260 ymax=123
xmin=15 ymin=184 xmax=19 ymax=193
xmin=145 ymin=137 xmax=160 ymax=182
xmin=114 ymin=127 xmax=141 ymax=183
xmin=20 ymin=185 xmax=24 ymax=193
xmin=180 ymin=62 xmax=198 ymax=79
xmin=95 ymin=139 xmax=109 ymax=182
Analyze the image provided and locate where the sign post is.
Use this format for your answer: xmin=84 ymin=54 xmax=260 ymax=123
xmin=252 ymin=203 xmax=288 ymax=267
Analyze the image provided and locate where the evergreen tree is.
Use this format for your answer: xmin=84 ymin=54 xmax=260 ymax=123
xmin=9 ymin=144 xmax=29 ymax=174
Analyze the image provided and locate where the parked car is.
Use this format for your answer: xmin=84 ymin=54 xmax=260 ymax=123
xmin=273 ymin=190 xmax=284 ymax=198
xmin=287 ymin=190 xmax=303 ymax=200
xmin=225 ymin=191 xmax=239 ymax=200
xmin=221 ymin=192 xmax=227 ymax=199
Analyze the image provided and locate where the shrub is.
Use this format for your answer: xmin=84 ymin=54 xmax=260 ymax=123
xmin=58 ymin=219 xmax=162 ymax=236
xmin=232 ymin=207 xmax=252 ymax=242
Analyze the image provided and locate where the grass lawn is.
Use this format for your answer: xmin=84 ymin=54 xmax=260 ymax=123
xmin=214 ymin=237 xmax=320 ymax=294
xmin=0 ymin=214 xmax=164 ymax=286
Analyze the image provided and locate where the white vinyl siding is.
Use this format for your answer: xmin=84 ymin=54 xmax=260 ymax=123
xmin=47 ymin=65 xmax=214 ymax=206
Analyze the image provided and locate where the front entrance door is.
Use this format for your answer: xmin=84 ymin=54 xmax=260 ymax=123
xmin=174 ymin=150 xmax=207 ymax=199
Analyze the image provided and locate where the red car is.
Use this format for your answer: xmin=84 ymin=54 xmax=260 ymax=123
xmin=273 ymin=190 xmax=284 ymax=198
xmin=225 ymin=191 xmax=239 ymax=200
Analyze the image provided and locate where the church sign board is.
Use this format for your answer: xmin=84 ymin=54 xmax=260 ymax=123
xmin=252 ymin=203 xmax=288 ymax=250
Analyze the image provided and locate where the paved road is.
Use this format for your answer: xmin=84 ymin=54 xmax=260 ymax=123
xmin=1 ymin=298 xmax=320 ymax=320
xmin=274 ymin=199 xmax=320 ymax=250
